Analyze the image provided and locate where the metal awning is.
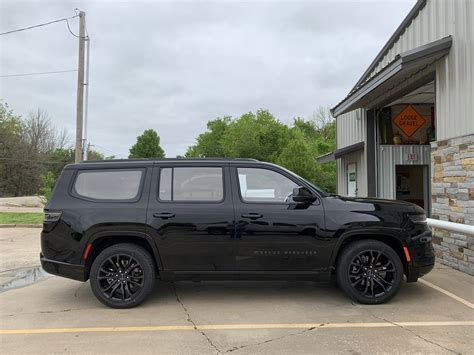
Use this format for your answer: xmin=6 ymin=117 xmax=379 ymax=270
xmin=316 ymin=142 xmax=364 ymax=163
xmin=315 ymin=152 xmax=335 ymax=164
xmin=331 ymin=36 xmax=452 ymax=117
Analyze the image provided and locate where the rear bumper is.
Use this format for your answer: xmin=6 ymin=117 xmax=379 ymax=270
xmin=40 ymin=253 xmax=87 ymax=282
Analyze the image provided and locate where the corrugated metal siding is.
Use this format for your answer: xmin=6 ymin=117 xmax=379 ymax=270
xmin=336 ymin=108 xmax=366 ymax=149
xmin=377 ymin=145 xmax=431 ymax=200
xmin=369 ymin=0 xmax=474 ymax=140
xmin=336 ymin=150 xmax=367 ymax=197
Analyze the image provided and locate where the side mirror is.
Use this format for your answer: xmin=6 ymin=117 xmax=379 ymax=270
xmin=292 ymin=186 xmax=316 ymax=203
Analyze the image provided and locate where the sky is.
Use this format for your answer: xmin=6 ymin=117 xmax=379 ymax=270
xmin=0 ymin=0 xmax=415 ymax=158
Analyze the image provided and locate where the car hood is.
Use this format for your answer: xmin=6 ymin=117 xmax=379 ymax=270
xmin=321 ymin=195 xmax=425 ymax=229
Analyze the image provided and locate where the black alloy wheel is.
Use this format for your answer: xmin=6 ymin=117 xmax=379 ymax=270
xmin=98 ymin=254 xmax=144 ymax=301
xmin=336 ymin=240 xmax=403 ymax=304
xmin=90 ymin=243 xmax=156 ymax=308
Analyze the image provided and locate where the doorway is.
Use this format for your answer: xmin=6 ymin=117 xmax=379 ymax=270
xmin=395 ymin=165 xmax=429 ymax=211
xmin=347 ymin=163 xmax=357 ymax=197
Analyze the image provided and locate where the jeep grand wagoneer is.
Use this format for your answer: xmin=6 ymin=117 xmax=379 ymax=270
xmin=41 ymin=159 xmax=434 ymax=308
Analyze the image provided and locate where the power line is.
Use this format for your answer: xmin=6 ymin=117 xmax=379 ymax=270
xmin=90 ymin=144 xmax=123 ymax=157
xmin=0 ymin=69 xmax=77 ymax=78
xmin=0 ymin=14 xmax=79 ymax=36
xmin=0 ymin=157 xmax=70 ymax=165
xmin=65 ymin=18 xmax=84 ymax=39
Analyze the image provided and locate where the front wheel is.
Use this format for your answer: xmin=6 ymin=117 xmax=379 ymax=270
xmin=336 ymin=240 xmax=403 ymax=304
xmin=90 ymin=243 xmax=156 ymax=308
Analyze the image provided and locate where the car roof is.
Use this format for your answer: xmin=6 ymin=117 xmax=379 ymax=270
xmin=64 ymin=158 xmax=263 ymax=169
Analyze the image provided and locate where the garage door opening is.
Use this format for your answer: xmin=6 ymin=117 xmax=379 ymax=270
xmin=395 ymin=165 xmax=429 ymax=210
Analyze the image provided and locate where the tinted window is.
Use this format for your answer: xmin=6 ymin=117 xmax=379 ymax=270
xmin=74 ymin=170 xmax=143 ymax=200
xmin=159 ymin=168 xmax=172 ymax=201
xmin=238 ymin=167 xmax=297 ymax=203
xmin=159 ymin=167 xmax=223 ymax=202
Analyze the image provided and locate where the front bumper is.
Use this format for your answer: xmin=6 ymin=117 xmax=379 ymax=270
xmin=405 ymin=229 xmax=435 ymax=282
xmin=406 ymin=262 xmax=435 ymax=282
xmin=40 ymin=253 xmax=87 ymax=282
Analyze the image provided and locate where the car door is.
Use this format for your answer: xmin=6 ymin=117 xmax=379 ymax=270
xmin=146 ymin=163 xmax=235 ymax=271
xmin=230 ymin=165 xmax=330 ymax=271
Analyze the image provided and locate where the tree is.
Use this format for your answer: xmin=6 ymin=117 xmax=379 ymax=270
xmin=87 ymin=149 xmax=105 ymax=161
xmin=0 ymin=101 xmax=24 ymax=197
xmin=186 ymin=107 xmax=337 ymax=193
xmin=277 ymin=130 xmax=315 ymax=180
xmin=187 ymin=110 xmax=290 ymax=162
xmin=0 ymin=102 xmax=74 ymax=197
xmin=186 ymin=117 xmax=231 ymax=157
xmin=39 ymin=171 xmax=56 ymax=203
xmin=129 ymin=129 xmax=165 ymax=158
xmin=221 ymin=110 xmax=290 ymax=162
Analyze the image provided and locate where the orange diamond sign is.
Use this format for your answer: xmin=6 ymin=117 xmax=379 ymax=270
xmin=393 ymin=105 xmax=426 ymax=137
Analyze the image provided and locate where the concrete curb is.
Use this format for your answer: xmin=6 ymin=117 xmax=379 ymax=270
xmin=0 ymin=224 xmax=42 ymax=228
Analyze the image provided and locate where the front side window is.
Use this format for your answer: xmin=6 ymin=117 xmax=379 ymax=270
xmin=237 ymin=167 xmax=298 ymax=203
xmin=74 ymin=169 xmax=143 ymax=200
xmin=159 ymin=167 xmax=223 ymax=202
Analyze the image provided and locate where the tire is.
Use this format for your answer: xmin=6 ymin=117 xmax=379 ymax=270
xmin=90 ymin=243 xmax=156 ymax=308
xmin=336 ymin=240 xmax=403 ymax=304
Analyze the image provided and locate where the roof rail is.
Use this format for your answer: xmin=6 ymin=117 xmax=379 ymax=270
xmin=79 ymin=157 xmax=260 ymax=163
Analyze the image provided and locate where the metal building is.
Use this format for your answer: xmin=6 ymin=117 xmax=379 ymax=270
xmin=320 ymin=0 xmax=474 ymax=274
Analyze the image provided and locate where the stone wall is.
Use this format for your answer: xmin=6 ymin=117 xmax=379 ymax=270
xmin=431 ymin=134 xmax=474 ymax=275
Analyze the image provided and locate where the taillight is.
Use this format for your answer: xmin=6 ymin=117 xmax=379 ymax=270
xmin=43 ymin=210 xmax=62 ymax=223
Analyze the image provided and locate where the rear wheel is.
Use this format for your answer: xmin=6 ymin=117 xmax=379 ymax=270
xmin=90 ymin=243 xmax=156 ymax=308
xmin=336 ymin=240 xmax=403 ymax=304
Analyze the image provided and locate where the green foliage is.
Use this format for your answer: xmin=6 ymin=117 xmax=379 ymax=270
xmin=186 ymin=108 xmax=337 ymax=192
xmin=39 ymin=171 xmax=56 ymax=203
xmin=221 ymin=110 xmax=290 ymax=161
xmin=129 ymin=129 xmax=165 ymax=158
xmin=87 ymin=149 xmax=105 ymax=160
xmin=47 ymin=148 xmax=74 ymax=179
xmin=276 ymin=130 xmax=315 ymax=179
xmin=186 ymin=117 xmax=231 ymax=157
xmin=0 ymin=101 xmax=27 ymax=197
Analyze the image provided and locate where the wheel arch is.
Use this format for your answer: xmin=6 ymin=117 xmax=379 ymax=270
xmin=84 ymin=231 xmax=162 ymax=279
xmin=330 ymin=230 xmax=408 ymax=276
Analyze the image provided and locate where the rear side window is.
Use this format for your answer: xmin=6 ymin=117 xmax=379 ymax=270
xmin=159 ymin=167 xmax=223 ymax=202
xmin=73 ymin=169 xmax=143 ymax=200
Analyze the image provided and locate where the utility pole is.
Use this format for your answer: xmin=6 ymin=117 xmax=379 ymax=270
xmin=75 ymin=11 xmax=86 ymax=163
xmin=82 ymin=35 xmax=90 ymax=161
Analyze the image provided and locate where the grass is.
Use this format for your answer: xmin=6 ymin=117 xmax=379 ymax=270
xmin=0 ymin=212 xmax=43 ymax=225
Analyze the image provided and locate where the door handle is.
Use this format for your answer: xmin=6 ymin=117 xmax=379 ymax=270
xmin=153 ymin=212 xmax=176 ymax=219
xmin=241 ymin=213 xmax=263 ymax=219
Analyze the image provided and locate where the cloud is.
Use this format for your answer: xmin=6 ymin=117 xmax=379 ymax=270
xmin=0 ymin=0 xmax=415 ymax=157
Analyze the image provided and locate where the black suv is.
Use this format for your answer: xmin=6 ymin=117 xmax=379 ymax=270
xmin=41 ymin=158 xmax=434 ymax=308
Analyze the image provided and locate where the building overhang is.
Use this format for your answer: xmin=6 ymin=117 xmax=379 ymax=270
xmin=331 ymin=36 xmax=452 ymax=117
xmin=316 ymin=142 xmax=364 ymax=163
xmin=315 ymin=152 xmax=335 ymax=164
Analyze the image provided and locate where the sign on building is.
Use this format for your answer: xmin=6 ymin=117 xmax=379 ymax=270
xmin=392 ymin=105 xmax=426 ymax=137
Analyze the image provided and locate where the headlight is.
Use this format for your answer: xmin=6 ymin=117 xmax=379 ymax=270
xmin=408 ymin=214 xmax=427 ymax=224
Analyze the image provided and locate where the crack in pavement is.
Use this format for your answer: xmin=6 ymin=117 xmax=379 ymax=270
xmin=74 ymin=282 xmax=88 ymax=298
xmin=354 ymin=303 xmax=460 ymax=354
xmin=172 ymin=283 xmax=222 ymax=354
xmin=6 ymin=308 xmax=94 ymax=317
xmin=224 ymin=326 xmax=317 ymax=353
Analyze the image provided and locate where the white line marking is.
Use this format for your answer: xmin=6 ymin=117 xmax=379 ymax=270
xmin=419 ymin=279 xmax=474 ymax=309
xmin=0 ymin=321 xmax=473 ymax=335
